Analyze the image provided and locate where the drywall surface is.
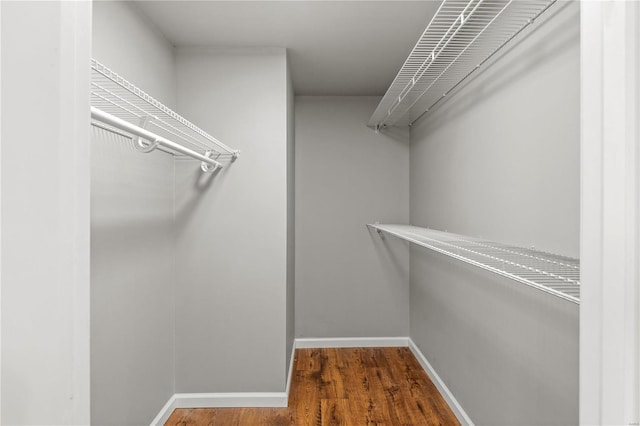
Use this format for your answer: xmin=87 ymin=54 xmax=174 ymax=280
xmin=90 ymin=130 xmax=175 ymax=426
xmin=1 ymin=2 xmax=91 ymax=424
xmin=410 ymin=2 xmax=579 ymax=258
xmin=411 ymin=251 xmax=579 ymax=425
xmin=285 ymin=59 xmax=296 ymax=372
xmin=91 ymin=3 xmax=176 ymax=424
xmin=174 ymin=48 xmax=290 ymax=392
xmin=92 ymin=1 xmax=175 ymax=107
xmin=295 ymin=96 xmax=410 ymax=338
xmin=409 ymin=2 xmax=580 ymax=425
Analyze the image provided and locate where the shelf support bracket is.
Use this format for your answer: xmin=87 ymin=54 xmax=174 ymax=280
xmin=201 ymin=150 xmax=221 ymax=173
xmin=132 ymin=115 xmax=158 ymax=153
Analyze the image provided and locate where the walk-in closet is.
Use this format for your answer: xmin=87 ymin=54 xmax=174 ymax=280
xmin=1 ymin=1 xmax=639 ymax=425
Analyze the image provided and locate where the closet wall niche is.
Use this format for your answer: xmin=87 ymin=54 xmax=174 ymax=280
xmin=366 ymin=1 xmax=579 ymax=424
xmin=91 ymin=2 xmax=294 ymax=425
xmin=90 ymin=1 xmax=579 ymax=425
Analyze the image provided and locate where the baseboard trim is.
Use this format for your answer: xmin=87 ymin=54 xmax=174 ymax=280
xmin=294 ymin=336 xmax=410 ymax=348
xmin=408 ymin=338 xmax=474 ymax=426
xmin=150 ymin=337 xmax=471 ymax=426
xmin=150 ymin=344 xmax=296 ymax=425
xmin=150 ymin=394 xmax=177 ymax=426
xmin=286 ymin=340 xmax=296 ymax=396
xmin=173 ymin=391 xmax=288 ymax=408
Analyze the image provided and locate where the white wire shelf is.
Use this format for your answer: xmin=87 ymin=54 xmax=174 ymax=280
xmin=90 ymin=58 xmax=239 ymax=170
xmin=368 ymin=223 xmax=579 ymax=304
xmin=369 ymin=0 xmax=557 ymax=128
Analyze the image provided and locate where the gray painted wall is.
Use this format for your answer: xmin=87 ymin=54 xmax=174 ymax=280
xmin=411 ymin=251 xmax=579 ymax=425
xmin=286 ymin=57 xmax=296 ymax=372
xmin=93 ymin=6 xmax=295 ymax=405
xmin=174 ymin=48 xmax=291 ymax=392
xmin=90 ymin=130 xmax=175 ymax=426
xmin=408 ymin=2 xmax=580 ymax=425
xmin=295 ymin=96 xmax=410 ymax=338
xmin=410 ymin=1 xmax=580 ymax=258
xmin=1 ymin=2 xmax=91 ymax=423
xmin=92 ymin=1 xmax=175 ymax=107
xmin=91 ymin=2 xmax=176 ymax=424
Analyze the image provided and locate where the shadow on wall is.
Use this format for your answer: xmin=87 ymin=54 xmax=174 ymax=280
xmin=173 ymin=160 xmax=226 ymax=229
xmin=411 ymin=249 xmax=579 ymax=425
xmin=367 ymin=227 xmax=410 ymax=286
xmin=91 ymin=128 xmax=175 ymax=231
xmin=375 ymin=123 xmax=412 ymax=144
xmin=417 ymin=1 xmax=579 ymax=131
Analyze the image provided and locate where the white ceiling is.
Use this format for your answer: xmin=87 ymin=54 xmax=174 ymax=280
xmin=133 ymin=1 xmax=441 ymax=95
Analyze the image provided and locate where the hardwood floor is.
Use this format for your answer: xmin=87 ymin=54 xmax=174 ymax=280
xmin=165 ymin=347 xmax=460 ymax=426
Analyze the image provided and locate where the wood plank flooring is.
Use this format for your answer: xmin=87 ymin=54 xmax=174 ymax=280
xmin=165 ymin=347 xmax=460 ymax=426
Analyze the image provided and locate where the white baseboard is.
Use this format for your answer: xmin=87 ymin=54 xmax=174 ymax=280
xmin=150 ymin=337 xmax=471 ymax=426
xmin=150 ymin=394 xmax=177 ymax=426
xmin=173 ymin=391 xmax=288 ymax=408
xmin=294 ymin=336 xmax=409 ymax=348
xmin=150 ymin=343 xmax=296 ymax=425
xmin=286 ymin=340 xmax=296 ymax=396
xmin=408 ymin=338 xmax=474 ymax=426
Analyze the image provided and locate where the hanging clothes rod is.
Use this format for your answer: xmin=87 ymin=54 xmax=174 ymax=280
xmin=91 ymin=59 xmax=239 ymax=159
xmin=91 ymin=106 xmax=223 ymax=171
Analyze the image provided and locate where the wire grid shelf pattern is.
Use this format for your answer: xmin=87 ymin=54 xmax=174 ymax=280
xmin=91 ymin=59 xmax=239 ymax=162
xmin=368 ymin=224 xmax=579 ymax=303
xmin=369 ymin=0 xmax=556 ymax=128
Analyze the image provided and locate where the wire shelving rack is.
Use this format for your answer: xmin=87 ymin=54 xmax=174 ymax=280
xmin=368 ymin=0 xmax=557 ymax=128
xmin=368 ymin=223 xmax=579 ymax=304
xmin=90 ymin=58 xmax=239 ymax=171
